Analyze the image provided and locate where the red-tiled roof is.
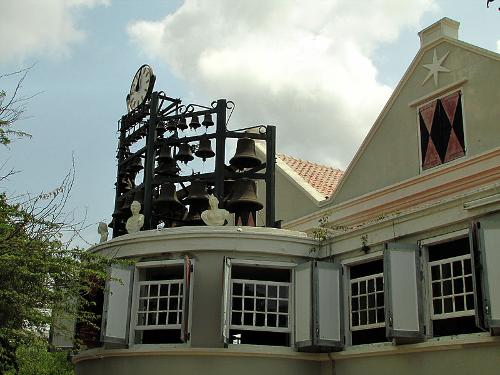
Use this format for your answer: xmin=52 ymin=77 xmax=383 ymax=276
xmin=277 ymin=154 xmax=344 ymax=199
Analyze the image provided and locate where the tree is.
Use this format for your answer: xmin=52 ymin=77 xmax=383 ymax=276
xmin=0 ymin=69 xmax=115 ymax=373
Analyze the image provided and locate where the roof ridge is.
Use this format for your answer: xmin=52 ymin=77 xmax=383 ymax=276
xmin=277 ymin=153 xmax=343 ymax=172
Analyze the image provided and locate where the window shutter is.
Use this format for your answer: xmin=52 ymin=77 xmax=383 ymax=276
xmin=469 ymin=222 xmax=486 ymax=330
xmin=384 ymin=243 xmax=424 ymax=344
xmin=181 ymin=256 xmax=193 ymax=343
xmin=101 ymin=264 xmax=134 ymax=344
xmin=221 ymin=257 xmax=232 ymax=345
xmin=315 ymin=261 xmax=343 ymax=351
xmin=294 ymin=261 xmax=313 ymax=349
xmin=49 ymin=308 xmax=76 ymax=349
xmin=478 ymin=212 xmax=500 ymax=334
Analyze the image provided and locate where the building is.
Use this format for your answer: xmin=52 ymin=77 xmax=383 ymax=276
xmin=72 ymin=18 xmax=500 ymax=375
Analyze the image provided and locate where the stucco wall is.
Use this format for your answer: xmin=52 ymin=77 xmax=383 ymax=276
xmin=333 ymin=40 xmax=500 ymax=204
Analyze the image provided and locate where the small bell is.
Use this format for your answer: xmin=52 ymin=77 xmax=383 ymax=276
xmin=155 ymin=158 xmax=180 ymax=176
xmin=202 ymin=113 xmax=214 ymax=128
xmin=156 ymin=143 xmax=174 ymax=162
xmin=229 ymin=137 xmax=262 ymax=170
xmin=174 ymin=143 xmax=194 ymax=164
xmin=166 ymin=119 xmax=177 ymax=132
xmin=127 ymin=156 xmax=143 ymax=174
xmin=154 ymin=183 xmax=185 ymax=215
xmin=189 ymin=114 xmax=201 ymax=130
xmin=186 ymin=180 xmax=209 ymax=204
xmin=226 ymin=178 xmax=263 ymax=213
xmin=177 ymin=117 xmax=188 ymax=131
xmin=195 ymin=137 xmax=215 ymax=161
xmin=156 ymin=121 xmax=166 ymax=136
xmin=185 ymin=201 xmax=209 ymax=225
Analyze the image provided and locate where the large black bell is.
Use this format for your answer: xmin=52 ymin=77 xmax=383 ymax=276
xmin=185 ymin=201 xmax=209 ymax=225
xmin=226 ymin=178 xmax=263 ymax=213
xmin=127 ymin=156 xmax=143 ymax=174
xmin=186 ymin=180 xmax=209 ymax=203
xmin=156 ymin=121 xmax=167 ymax=136
xmin=195 ymin=137 xmax=215 ymax=161
xmin=189 ymin=114 xmax=201 ymax=130
xmin=175 ymin=143 xmax=194 ymax=163
xmin=156 ymin=143 xmax=174 ymax=162
xmin=229 ymin=137 xmax=262 ymax=170
xmin=133 ymin=188 xmax=145 ymax=206
xmin=202 ymin=113 xmax=214 ymax=128
xmin=177 ymin=117 xmax=188 ymax=131
xmin=154 ymin=183 xmax=185 ymax=215
xmin=155 ymin=158 xmax=179 ymax=176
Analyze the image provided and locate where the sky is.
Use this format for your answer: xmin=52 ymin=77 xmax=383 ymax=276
xmin=0 ymin=0 xmax=498 ymax=246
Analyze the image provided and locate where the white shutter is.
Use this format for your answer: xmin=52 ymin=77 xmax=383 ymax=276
xmin=181 ymin=256 xmax=193 ymax=343
xmin=478 ymin=212 xmax=500 ymax=334
xmin=294 ymin=261 xmax=313 ymax=348
xmin=221 ymin=257 xmax=232 ymax=345
xmin=101 ymin=264 xmax=134 ymax=344
xmin=384 ymin=243 xmax=424 ymax=344
xmin=50 ymin=309 xmax=76 ymax=349
xmin=316 ymin=262 xmax=343 ymax=350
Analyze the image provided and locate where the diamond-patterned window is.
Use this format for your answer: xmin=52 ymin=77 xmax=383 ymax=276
xmin=419 ymin=91 xmax=465 ymax=170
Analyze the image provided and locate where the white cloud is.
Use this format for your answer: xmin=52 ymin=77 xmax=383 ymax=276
xmin=0 ymin=0 xmax=109 ymax=64
xmin=128 ymin=0 xmax=435 ymax=168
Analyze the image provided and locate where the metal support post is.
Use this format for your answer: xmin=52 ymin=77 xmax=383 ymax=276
xmin=214 ymin=99 xmax=227 ymax=205
xmin=265 ymin=126 xmax=276 ymax=227
xmin=143 ymin=92 xmax=158 ymax=230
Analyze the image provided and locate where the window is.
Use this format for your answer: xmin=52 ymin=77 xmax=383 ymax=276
xmin=130 ymin=258 xmax=193 ymax=345
xmin=223 ymin=260 xmax=292 ymax=347
xmin=426 ymin=238 xmax=481 ymax=337
xmin=419 ymin=91 xmax=465 ymax=170
xmin=347 ymin=259 xmax=387 ymax=345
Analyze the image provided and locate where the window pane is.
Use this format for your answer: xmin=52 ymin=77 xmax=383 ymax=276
xmin=433 ymin=300 xmax=442 ymax=315
xmin=168 ymin=312 xmax=177 ymax=324
xmin=160 ymin=284 xmax=169 ymax=296
xmin=368 ymin=309 xmax=376 ymax=324
xmin=170 ymin=284 xmax=179 ymax=296
xmin=279 ymin=286 xmax=288 ymax=299
xmin=158 ymin=312 xmax=167 ymax=325
xmin=268 ymin=285 xmax=277 ymax=298
xmin=376 ymin=293 xmax=384 ymax=307
xmin=454 ymin=278 xmax=464 ymax=294
xmin=432 ymin=282 xmax=442 ymax=297
xmin=149 ymin=299 xmax=158 ymax=311
xmin=140 ymin=285 xmax=148 ymax=297
xmin=232 ymin=297 xmax=242 ymax=311
xmin=255 ymin=298 xmax=265 ymax=312
xmin=352 ymin=297 xmax=359 ymax=311
xmin=360 ymin=281 xmax=367 ymax=294
xmin=368 ymin=279 xmax=375 ymax=293
xmin=244 ymin=284 xmax=255 ymax=296
xmin=351 ymin=312 xmax=359 ymax=327
xmin=278 ymin=315 xmax=288 ymax=328
xmin=232 ymin=312 xmax=242 ymax=325
xmin=452 ymin=261 xmax=462 ymax=277
xmin=244 ymin=312 xmax=253 ymax=325
xmin=279 ymin=300 xmax=288 ymax=313
xmin=244 ymin=298 xmax=254 ymax=311
xmin=267 ymin=314 xmax=277 ymax=327
xmin=256 ymin=313 xmax=265 ymax=327
xmin=455 ymin=296 xmax=465 ymax=311
xmin=256 ymin=284 xmax=266 ymax=297
xmin=444 ymin=297 xmax=453 ymax=313
xmin=267 ymin=299 xmax=277 ymax=312
xmin=466 ymin=294 xmax=475 ymax=310
xmin=431 ymin=265 xmax=440 ymax=280
xmin=377 ymin=308 xmax=385 ymax=323
xmin=360 ymin=296 xmax=367 ymax=310
xmin=368 ymin=294 xmax=375 ymax=308
xmin=137 ymin=312 xmax=146 ymax=325
xmin=351 ymin=283 xmax=358 ymax=296
xmin=150 ymin=285 xmax=159 ymax=296
xmin=360 ymin=311 xmax=367 ymax=325
xmin=442 ymin=263 xmax=451 ymax=279
xmin=464 ymin=276 xmax=473 ymax=292
xmin=443 ymin=280 xmax=452 ymax=296
xmin=233 ymin=283 xmax=243 ymax=296
xmin=169 ymin=298 xmax=178 ymax=310
xmin=376 ymin=277 xmax=383 ymax=292
xmin=148 ymin=312 xmax=157 ymax=325
xmin=464 ymin=259 xmax=472 ymax=275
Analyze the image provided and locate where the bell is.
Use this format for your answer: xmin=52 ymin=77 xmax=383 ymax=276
xmin=226 ymin=178 xmax=263 ymax=213
xmin=121 ymin=193 xmax=135 ymax=216
xmin=156 ymin=143 xmax=174 ymax=162
xmin=189 ymin=114 xmax=201 ymax=130
xmin=229 ymin=137 xmax=262 ymax=169
xmin=177 ymin=117 xmax=188 ymax=131
xmin=195 ymin=137 xmax=215 ymax=161
xmin=155 ymin=158 xmax=179 ymax=176
xmin=185 ymin=201 xmax=209 ymax=225
xmin=186 ymin=180 xmax=209 ymax=203
xmin=127 ymin=156 xmax=143 ymax=174
xmin=166 ymin=119 xmax=177 ymax=132
xmin=202 ymin=113 xmax=214 ymax=128
xmin=133 ymin=188 xmax=145 ymax=206
xmin=156 ymin=121 xmax=166 ymax=136
xmin=174 ymin=143 xmax=194 ymax=163
xmin=154 ymin=183 xmax=185 ymax=215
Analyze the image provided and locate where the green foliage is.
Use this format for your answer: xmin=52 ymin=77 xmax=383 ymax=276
xmin=0 ymin=71 xmax=114 ymax=373
xmin=4 ymin=339 xmax=74 ymax=375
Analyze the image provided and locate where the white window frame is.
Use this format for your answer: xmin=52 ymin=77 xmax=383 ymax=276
xmin=226 ymin=259 xmax=296 ymax=347
xmin=341 ymin=252 xmax=385 ymax=346
xmin=128 ymin=259 xmax=194 ymax=346
xmin=421 ymin=230 xmax=479 ymax=337
xmin=349 ymin=272 xmax=385 ymax=331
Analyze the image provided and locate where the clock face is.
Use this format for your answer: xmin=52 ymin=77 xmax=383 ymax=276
xmin=128 ymin=64 xmax=155 ymax=111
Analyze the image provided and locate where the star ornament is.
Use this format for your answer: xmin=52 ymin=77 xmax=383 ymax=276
xmin=422 ymin=49 xmax=450 ymax=87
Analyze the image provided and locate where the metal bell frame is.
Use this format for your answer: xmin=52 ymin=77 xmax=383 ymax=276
xmin=112 ymin=82 xmax=276 ymax=238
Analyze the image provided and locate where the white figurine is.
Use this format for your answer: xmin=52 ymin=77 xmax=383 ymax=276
xmin=98 ymin=222 xmax=108 ymax=243
xmin=126 ymin=200 xmax=144 ymax=234
xmin=201 ymin=195 xmax=230 ymax=226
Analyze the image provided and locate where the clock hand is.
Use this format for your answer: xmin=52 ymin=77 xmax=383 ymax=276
xmin=135 ymin=70 xmax=142 ymax=91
